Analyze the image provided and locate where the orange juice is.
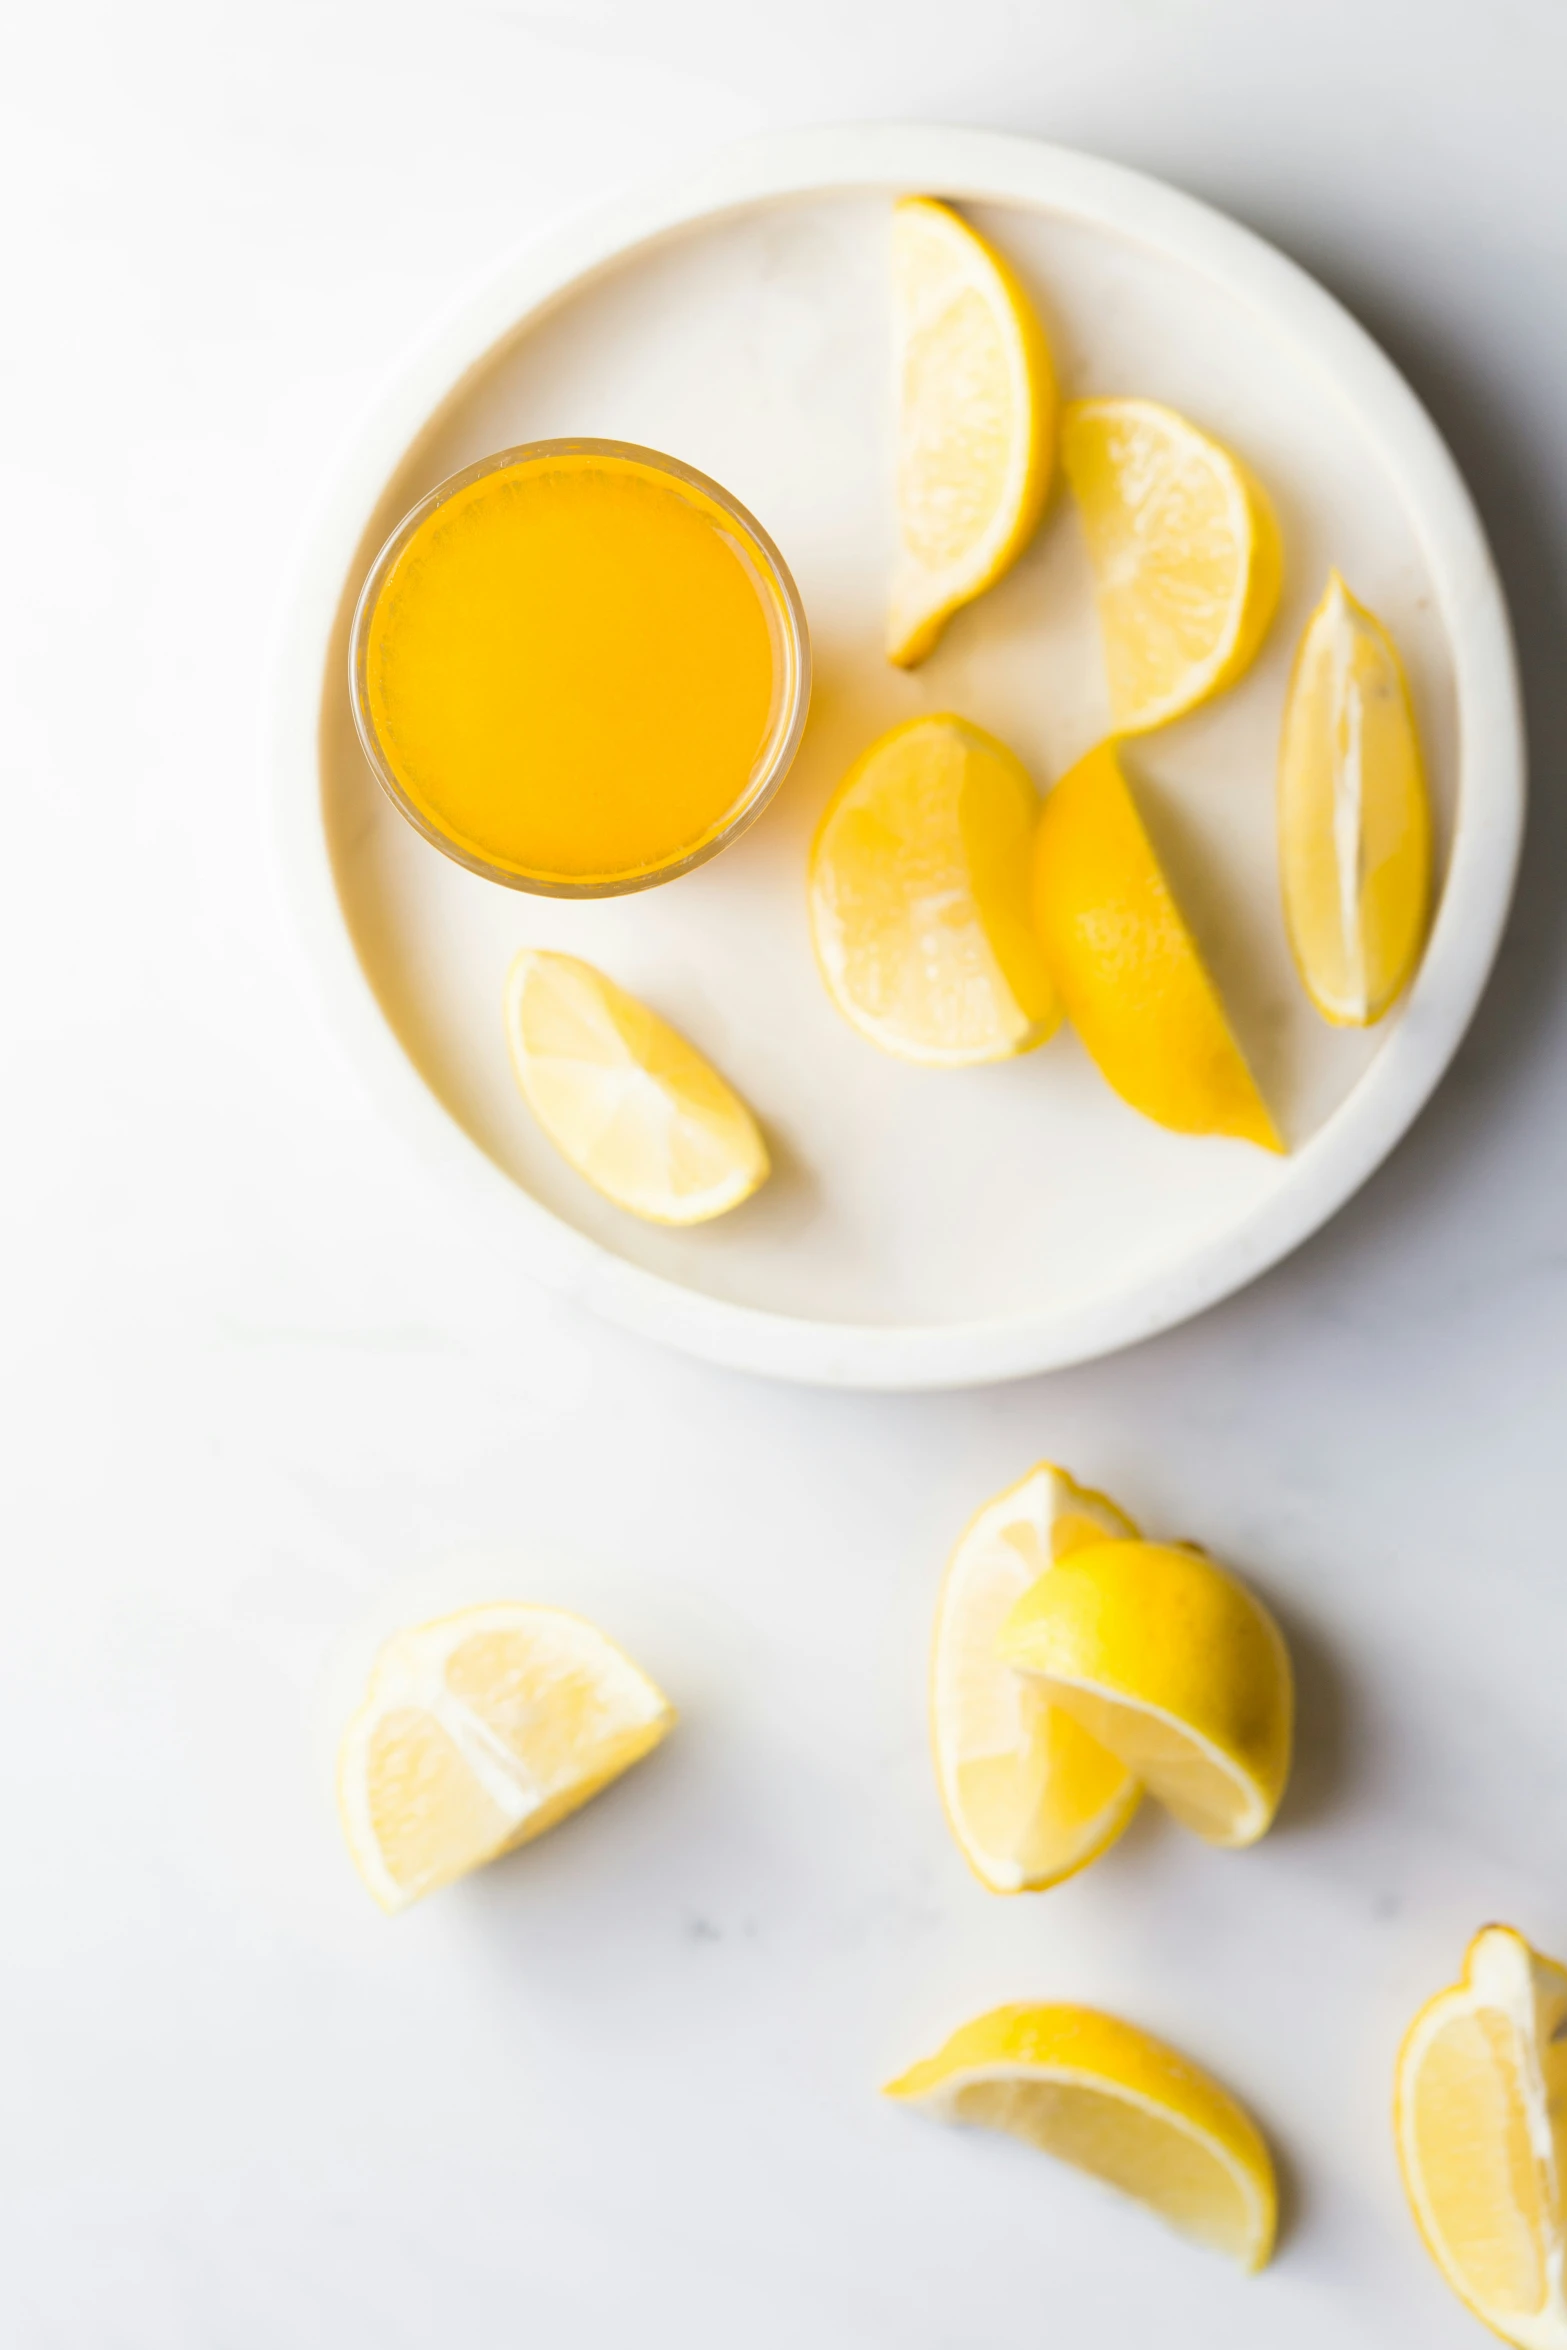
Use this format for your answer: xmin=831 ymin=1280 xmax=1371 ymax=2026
xmin=356 ymin=445 xmax=805 ymax=892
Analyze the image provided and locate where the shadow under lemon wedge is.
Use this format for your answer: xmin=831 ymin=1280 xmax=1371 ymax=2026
xmin=1396 ymin=1925 xmax=1567 ymax=2348
xmin=338 ymin=1603 xmax=675 ymax=1913
xmin=886 ymin=2002 xmax=1278 ymax=2272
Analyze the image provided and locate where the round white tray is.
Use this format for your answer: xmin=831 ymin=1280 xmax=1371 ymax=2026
xmin=272 ymin=125 xmax=1522 ymax=1390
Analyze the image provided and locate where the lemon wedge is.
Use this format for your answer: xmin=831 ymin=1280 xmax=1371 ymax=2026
xmin=1279 ymin=571 xmax=1433 ymax=1026
xmin=998 ymin=1540 xmax=1293 ymax=1846
xmin=338 ymin=1603 xmax=675 ymax=1913
xmin=886 ymin=2002 xmax=1277 ymax=2270
xmin=809 ymin=713 xmax=1059 ymax=1066
xmin=1032 ymin=740 xmax=1281 ymax=1149
xmin=1062 ymin=397 xmax=1280 ymax=734
xmin=888 ymin=196 xmax=1055 ymax=666
xmin=931 ymin=1464 xmax=1141 ymax=1893
xmin=1395 ymin=1926 xmax=1567 ymax=2348
xmin=505 ymin=949 xmax=767 ymax=1224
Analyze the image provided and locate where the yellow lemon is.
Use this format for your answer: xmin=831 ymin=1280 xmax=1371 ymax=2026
xmin=931 ymin=1463 xmax=1141 ymax=1893
xmin=1279 ymin=571 xmax=1433 ymax=1026
xmin=810 ymin=713 xmax=1059 ymax=1066
xmin=997 ymin=1540 xmax=1293 ymax=1847
xmin=1395 ymin=1925 xmax=1567 ymax=2348
xmin=1062 ymin=396 xmax=1280 ymax=734
xmin=338 ymin=1603 xmax=675 ymax=1913
xmin=1032 ymin=740 xmax=1281 ymax=1149
xmin=886 ymin=2002 xmax=1277 ymax=2271
xmin=505 ymin=949 xmax=767 ymax=1224
xmin=888 ymin=196 xmax=1055 ymax=666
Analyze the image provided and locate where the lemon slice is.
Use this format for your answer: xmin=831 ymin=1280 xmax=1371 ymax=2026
xmin=505 ymin=950 xmax=768 ymax=1224
xmin=809 ymin=713 xmax=1059 ymax=1066
xmin=1062 ymin=397 xmax=1280 ymax=734
xmin=888 ymin=196 xmax=1055 ymax=666
xmin=931 ymin=1464 xmax=1141 ymax=1893
xmin=338 ymin=1603 xmax=675 ymax=1913
xmin=1032 ymin=740 xmax=1281 ymax=1149
xmin=886 ymin=2002 xmax=1277 ymax=2270
xmin=997 ymin=1540 xmax=1293 ymax=1846
xmin=1396 ymin=1926 xmax=1567 ymax=2347
xmin=1279 ymin=571 xmax=1433 ymax=1026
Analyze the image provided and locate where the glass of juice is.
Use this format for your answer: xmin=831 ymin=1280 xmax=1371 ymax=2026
xmin=348 ymin=439 xmax=811 ymax=896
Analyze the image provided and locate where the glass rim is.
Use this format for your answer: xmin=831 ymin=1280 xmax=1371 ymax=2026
xmin=346 ymin=436 xmax=812 ymax=899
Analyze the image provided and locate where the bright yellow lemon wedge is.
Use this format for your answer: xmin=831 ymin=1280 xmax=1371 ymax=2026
xmin=338 ymin=1603 xmax=675 ymax=1913
xmin=505 ymin=949 xmax=768 ymax=1224
xmin=1279 ymin=571 xmax=1433 ymax=1026
xmin=886 ymin=2002 xmax=1277 ymax=2271
xmin=1032 ymin=740 xmax=1281 ymax=1149
xmin=810 ymin=713 xmax=1059 ymax=1065
xmin=1062 ymin=396 xmax=1280 ymax=734
xmin=931 ymin=1464 xmax=1141 ymax=1893
xmin=1395 ymin=1926 xmax=1567 ymax=2348
xmin=997 ymin=1540 xmax=1293 ymax=1847
xmin=888 ymin=196 xmax=1055 ymax=666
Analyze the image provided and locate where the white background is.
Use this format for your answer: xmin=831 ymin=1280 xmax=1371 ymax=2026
xmin=4 ymin=4 xmax=1566 ymax=2344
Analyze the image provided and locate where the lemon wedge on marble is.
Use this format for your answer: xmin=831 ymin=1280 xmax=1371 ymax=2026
xmin=887 ymin=2002 xmax=1277 ymax=2270
xmin=1279 ymin=571 xmax=1432 ymax=1026
xmin=1032 ymin=740 xmax=1281 ymax=1149
xmin=810 ymin=713 xmax=1059 ymax=1065
xmin=505 ymin=950 xmax=768 ymax=1224
xmin=888 ymin=196 xmax=1055 ymax=665
xmin=931 ymin=1464 xmax=1141 ymax=1893
xmin=1062 ymin=396 xmax=1280 ymax=734
xmin=338 ymin=1603 xmax=674 ymax=1912
xmin=1396 ymin=1925 xmax=1567 ymax=2347
xmin=998 ymin=1539 xmax=1293 ymax=1846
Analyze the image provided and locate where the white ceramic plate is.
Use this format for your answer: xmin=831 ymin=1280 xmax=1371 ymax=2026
xmin=272 ymin=125 xmax=1522 ymax=1390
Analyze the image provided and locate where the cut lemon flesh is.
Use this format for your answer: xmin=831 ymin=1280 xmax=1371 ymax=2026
xmin=1396 ymin=1926 xmax=1567 ymax=2348
xmin=810 ymin=713 xmax=1059 ymax=1066
xmin=998 ymin=1540 xmax=1293 ymax=1846
xmin=887 ymin=2002 xmax=1276 ymax=2270
xmin=1032 ymin=740 xmax=1281 ymax=1149
xmin=1279 ymin=571 xmax=1432 ymax=1026
xmin=1062 ymin=396 xmax=1280 ymax=734
xmin=338 ymin=1603 xmax=675 ymax=1912
xmin=931 ymin=1464 xmax=1141 ymax=1893
xmin=505 ymin=950 xmax=767 ymax=1224
xmin=889 ymin=197 xmax=1055 ymax=666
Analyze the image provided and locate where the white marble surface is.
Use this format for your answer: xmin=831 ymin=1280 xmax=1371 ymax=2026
xmin=4 ymin=4 xmax=1567 ymax=2343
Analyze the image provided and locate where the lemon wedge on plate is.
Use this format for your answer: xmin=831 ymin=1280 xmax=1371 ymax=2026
xmin=338 ymin=1603 xmax=675 ymax=1913
xmin=1396 ymin=1926 xmax=1567 ymax=2347
xmin=1032 ymin=740 xmax=1281 ymax=1149
xmin=1279 ymin=572 xmax=1433 ymax=1026
xmin=886 ymin=2002 xmax=1277 ymax=2270
xmin=810 ymin=713 xmax=1059 ymax=1066
xmin=998 ymin=1540 xmax=1293 ymax=1846
xmin=888 ymin=196 xmax=1055 ymax=666
xmin=1062 ymin=397 xmax=1280 ymax=734
xmin=931 ymin=1464 xmax=1141 ymax=1893
xmin=505 ymin=949 xmax=768 ymax=1224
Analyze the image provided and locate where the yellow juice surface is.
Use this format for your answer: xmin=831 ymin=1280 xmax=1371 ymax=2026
xmin=363 ymin=452 xmax=787 ymax=887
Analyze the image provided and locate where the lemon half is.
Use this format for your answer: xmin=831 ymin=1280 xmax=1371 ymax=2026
xmin=887 ymin=2002 xmax=1277 ymax=2271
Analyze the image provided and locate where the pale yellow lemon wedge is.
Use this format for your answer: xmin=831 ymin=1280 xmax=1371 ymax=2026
xmin=1395 ymin=1926 xmax=1567 ymax=2348
xmin=338 ymin=1603 xmax=675 ymax=1913
xmin=1032 ymin=740 xmax=1281 ymax=1149
xmin=997 ymin=1540 xmax=1293 ymax=1847
xmin=932 ymin=1464 xmax=1141 ymax=1893
xmin=888 ymin=196 xmax=1055 ymax=666
xmin=810 ymin=713 xmax=1059 ymax=1066
xmin=1279 ymin=571 xmax=1433 ymax=1026
xmin=1062 ymin=397 xmax=1280 ymax=734
xmin=505 ymin=949 xmax=767 ymax=1224
xmin=886 ymin=2002 xmax=1277 ymax=2271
